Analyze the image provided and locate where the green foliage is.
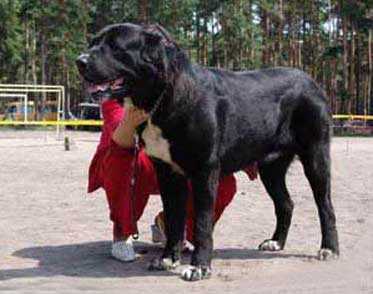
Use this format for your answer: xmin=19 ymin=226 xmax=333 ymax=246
xmin=0 ymin=0 xmax=23 ymax=82
xmin=0 ymin=0 xmax=371 ymax=115
xmin=321 ymin=45 xmax=343 ymax=60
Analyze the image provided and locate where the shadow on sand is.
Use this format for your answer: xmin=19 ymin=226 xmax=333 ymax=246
xmin=0 ymin=241 xmax=314 ymax=281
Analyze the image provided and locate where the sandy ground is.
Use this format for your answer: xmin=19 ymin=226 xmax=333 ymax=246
xmin=0 ymin=129 xmax=372 ymax=293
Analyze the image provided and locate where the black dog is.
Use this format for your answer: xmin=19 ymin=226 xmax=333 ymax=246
xmin=77 ymin=23 xmax=339 ymax=281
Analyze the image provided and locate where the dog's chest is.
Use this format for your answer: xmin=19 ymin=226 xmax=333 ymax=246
xmin=142 ymin=121 xmax=184 ymax=174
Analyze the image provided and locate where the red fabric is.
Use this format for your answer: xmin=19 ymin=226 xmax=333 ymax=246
xmin=185 ymin=174 xmax=237 ymax=242
xmin=100 ymin=144 xmax=158 ymax=235
xmin=88 ymin=99 xmax=127 ymax=193
xmin=88 ymin=99 xmax=257 ymax=238
xmin=88 ymin=100 xmax=158 ymax=235
xmin=244 ymin=162 xmax=258 ymax=180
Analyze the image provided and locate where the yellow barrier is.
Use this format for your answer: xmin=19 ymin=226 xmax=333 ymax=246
xmin=333 ymin=114 xmax=373 ymax=120
xmin=0 ymin=114 xmax=372 ymax=127
xmin=0 ymin=120 xmax=103 ymax=126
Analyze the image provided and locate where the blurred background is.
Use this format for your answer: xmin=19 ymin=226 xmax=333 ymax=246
xmin=0 ymin=0 xmax=372 ymax=127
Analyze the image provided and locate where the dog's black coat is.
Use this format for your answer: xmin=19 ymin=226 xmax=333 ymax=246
xmin=77 ymin=23 xmax=339 ymax=280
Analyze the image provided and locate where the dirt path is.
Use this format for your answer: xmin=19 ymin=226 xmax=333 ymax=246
xmin=0 ymin=130 xmax=372 ymax=293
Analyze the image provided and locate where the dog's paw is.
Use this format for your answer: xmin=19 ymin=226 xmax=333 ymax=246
xmin=317 ymin=249 xmax=339 ymax=261
xmin=181 ymin=266 xmax=211 ymax=281
xmin=147 ymin=257 xmax=180 ymax=271
xmin=258 ymin=239 xmax=282 ymax=251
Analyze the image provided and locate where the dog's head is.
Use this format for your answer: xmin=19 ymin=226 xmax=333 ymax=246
xmin=76 ymin=23 xmax=184 ymax=110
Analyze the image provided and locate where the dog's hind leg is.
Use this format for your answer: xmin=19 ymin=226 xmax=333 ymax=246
xmin=148 ymin=161 xmax=188 ymax=271
xmin=299 ymin=142 xmax=339 ymax=260
xmin=258 ymin=154 xmax=295 ymax=251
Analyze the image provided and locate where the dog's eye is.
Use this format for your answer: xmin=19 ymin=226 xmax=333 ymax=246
xmin=108 ymin=41 xmax=121 ymax=52
xmin=106 ymin=36 xmax=125 ymax=53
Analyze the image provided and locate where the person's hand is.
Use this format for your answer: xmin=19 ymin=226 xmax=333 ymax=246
xmin=123 ymin=107 xmax=149 ymax=129
xmin=112 ymin=107 xmax=148 ymax=148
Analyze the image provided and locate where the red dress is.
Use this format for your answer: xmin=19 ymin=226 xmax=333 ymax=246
xmin=88 ymin=99 xmax=257 ymax=240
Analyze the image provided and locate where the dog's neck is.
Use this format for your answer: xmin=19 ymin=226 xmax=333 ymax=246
xmin=130 ymin=49 xmax=195 ymax=125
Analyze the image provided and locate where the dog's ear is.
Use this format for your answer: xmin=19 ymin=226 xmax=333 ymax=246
xmin=142 ymin=31 xmax=162 ymax=47
xmin=141 ymin=31 xmax=163 ymax=63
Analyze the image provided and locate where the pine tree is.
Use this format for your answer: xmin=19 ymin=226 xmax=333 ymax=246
xmin=0 ymin=0 xmax=23 ymax=82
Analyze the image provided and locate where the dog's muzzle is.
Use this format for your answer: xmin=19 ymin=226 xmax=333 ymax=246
xmin=76 ymin=54 xmax=130 ymax=101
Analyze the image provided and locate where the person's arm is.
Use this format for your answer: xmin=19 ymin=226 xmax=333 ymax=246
xmin=112 ymin=107 xmax=149 ymax=148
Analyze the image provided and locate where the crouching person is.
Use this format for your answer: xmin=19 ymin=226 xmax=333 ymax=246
xmin=87 ymin=98 xmax=258 ymax=261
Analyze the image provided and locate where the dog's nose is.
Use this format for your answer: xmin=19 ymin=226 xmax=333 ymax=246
xmin=76 ymin=54 xmax=89 ymax=72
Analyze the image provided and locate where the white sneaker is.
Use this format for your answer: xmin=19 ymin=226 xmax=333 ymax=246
xmin=111 ymin=239 xmax=136 ymax=262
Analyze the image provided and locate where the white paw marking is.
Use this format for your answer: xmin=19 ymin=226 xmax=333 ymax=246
xmin=258 ymin=240 xmax=282 ymax=251
xmin=317 ymin=249 xmax=338 ymax=261
xmin=148 ymin=257 xmax=180 ymax=271
xmin=181 ymin=266 xmax=199 ymax=281
xmin=181 ymin=266 xmax=211 ymax=281
xmin=142 ymin=120 xmax=184 ymax=174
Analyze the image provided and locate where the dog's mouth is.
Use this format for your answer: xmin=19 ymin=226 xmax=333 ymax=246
xmin=87 ymin=77 xmax=124 ymax=94
xmin=86 ymin=77 xmax=130 ymax=100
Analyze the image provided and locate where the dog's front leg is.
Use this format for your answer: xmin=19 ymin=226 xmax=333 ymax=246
xmin=181 ymin=168 xmax=219 ymax=281
xmin=148 ymin=160 xmax=188 ymax=271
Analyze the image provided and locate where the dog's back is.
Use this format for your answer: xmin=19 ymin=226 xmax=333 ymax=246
xmin=187 ymin=66 xmax=331 ymax=174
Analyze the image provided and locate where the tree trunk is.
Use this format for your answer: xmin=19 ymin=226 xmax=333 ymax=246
xmin=261 ymin=6 xmax=270 ymax=66
xmin=24 ymin=20 xmax=29 ymax=83
xmin=369 ymin=29 xmax=373 ymax=116
xmin=31 ymin=20 xmax=37 ymax=85
xmin=341 ymin=3 xmax=349 ymax=113
xmin=171 ymin=0 xmax=177 ymax=38
xmin=211 ymin=12 xmax=217 ymax=67
xmin=138 ymin=0 xmax=149 ymax=24
xmin=277 ymin=0 xmax=284 ymax=66
xmin=203 ymin=5 xmax=208 ymax=66
xmin=40 ymin=2 xmax=48 ymax=119
xmin=301 ymin=9 xmax=306 ymax=71
xmin=355 ymin=25 xmax=361 ymax=115
xmin=349 ymin=22 xmax=355 ymax=114
xmin=248 ymin=0 xmax=255 ymax=67
xmin=196 ymin=11 xmax=201 ymax=64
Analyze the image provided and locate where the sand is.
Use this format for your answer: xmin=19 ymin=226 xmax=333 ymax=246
xmin=0 ymin=130 xmax=372 ymax=293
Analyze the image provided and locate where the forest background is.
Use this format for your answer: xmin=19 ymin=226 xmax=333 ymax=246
xmin=0 ymin=0 xmax=372 ymax=116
